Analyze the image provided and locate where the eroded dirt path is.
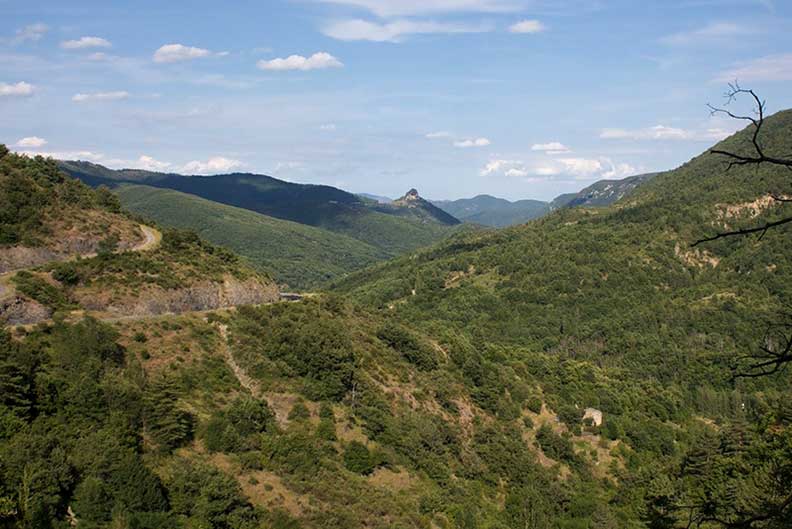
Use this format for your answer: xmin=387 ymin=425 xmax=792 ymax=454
xmin=215 ymin=323 xmax=261 ymax=397
xmin=132 ymin=224 xmax=162 ymax=252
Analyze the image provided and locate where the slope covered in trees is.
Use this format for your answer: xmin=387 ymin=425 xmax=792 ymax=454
xmin=115 ymin=184 xmax=386 ymax=289
xmin=60 ymin=162 xmax=461 ymax=258
xmin=333 ymin=110 xmax=792 ymax=527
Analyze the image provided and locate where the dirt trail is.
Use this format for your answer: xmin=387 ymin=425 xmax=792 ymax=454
xmin=132 ymin=224 xmax=161 ymax=252
xmin=215 ymin=323 xmax=261 ymax=397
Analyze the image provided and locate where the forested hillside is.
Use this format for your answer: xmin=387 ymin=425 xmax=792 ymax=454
xmin=60 ymin=162 xmax=461 ymax=259
xmin=333 ymin=111 xmax=792 ymax=527
xmin=115 ymin=184 xmax=386 ymax=289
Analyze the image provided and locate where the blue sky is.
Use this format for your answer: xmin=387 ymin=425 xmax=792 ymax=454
xmin=2 ymin=0 xmax=791 ymax=200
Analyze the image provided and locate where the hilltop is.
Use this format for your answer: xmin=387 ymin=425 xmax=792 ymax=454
xmin=0 ymin=150 xmax=277 ymax=325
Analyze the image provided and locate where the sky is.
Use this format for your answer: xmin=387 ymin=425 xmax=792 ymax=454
xmin=2 ymin=0 xmax=792 ymax=201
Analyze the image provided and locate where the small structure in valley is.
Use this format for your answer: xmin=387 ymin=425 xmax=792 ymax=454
xmin=583 ymin=407 xmax=603 ymax=427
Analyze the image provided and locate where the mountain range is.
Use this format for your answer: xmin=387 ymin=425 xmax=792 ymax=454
xmin=59 ymin=162 xmax=465 ymax=288
xmin=433 ymin=172 xmax=656 ymax=227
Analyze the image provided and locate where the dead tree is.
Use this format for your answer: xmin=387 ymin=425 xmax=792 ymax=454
xmin=694 ymin=84 xmax=792 ymax=378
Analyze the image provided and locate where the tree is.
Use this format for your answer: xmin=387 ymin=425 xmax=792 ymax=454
xmin=694 ymin=84 xmax=792 ymax=378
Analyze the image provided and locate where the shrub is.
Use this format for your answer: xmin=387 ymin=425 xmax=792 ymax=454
xmin=377 ymin=322 xmax=438 ymax=371
xmin=343 ymin=441 xmax=375 ymax=475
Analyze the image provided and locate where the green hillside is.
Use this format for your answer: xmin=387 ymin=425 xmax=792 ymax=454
xmin=332 ymin=112 xmax=792 ymax=525
xmin=60 ymin=162 xmax=460 ymax=256
xmin=433 ymin=194 xmax=550 ymax=227
xmin=115 ymin=184 xmax=386 ymax=289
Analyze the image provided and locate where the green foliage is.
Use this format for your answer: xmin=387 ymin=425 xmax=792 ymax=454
xmin=115 ymin=184 xmax=387 ymax=289
xmin=377 ymin=322 xmax=438 ymax=370
xmin=204 ymin=396 xmax=274 ymax=453
xmin=232 ymin=301 xmax=356 ymax=401
xmin=11 ymin=271 xmax=73 ymax=311
xmin=144 ymin=378 xmax=195 ymax=452
xmin=343 ymin=441 xmax=375 ymax=475
xmin=0 ymin=151 xmax=119 ymax=245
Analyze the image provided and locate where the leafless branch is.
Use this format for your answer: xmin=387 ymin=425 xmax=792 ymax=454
xmin=692 ymin=216 xmax=792 ymax=246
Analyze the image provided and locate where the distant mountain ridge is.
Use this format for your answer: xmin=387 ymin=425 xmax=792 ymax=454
xmin=432 ymin=173 xmax=657 ymax=227
xmin=549 ymin=173 xmax=657 ymax=209
xmin=433 ymin=194 xmax=549 ymax=227
xmin=59 ymin=161 xmax=462 ymax=256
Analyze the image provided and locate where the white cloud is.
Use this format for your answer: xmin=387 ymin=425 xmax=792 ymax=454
xmin=132 ymin=155 xmax=172 ymax=171
xmin=12 ymin=23 xmax=48 ymax=44
xmin=0 ymin=82 xmax=35 ymax=97
xmin=322 ymin=18 xmax=491 ymax=42
xmin=425 ymin=131 xmax=452 ymax=138
xmin=600 ymin=124 xmax=732 ymax=142
xmin=15 ymin=136 xmax=47 ymax=148
xmin=480 ymin=159 xmax=522 ymax=176
xmin=454 ymin=137 xmax=491 ymax=148
xmin=15 ymin=150 xmax=104 ymax=162
xmin=509 ymin=19 xmax=545 ymax=34
xmin=257 ymin=52 xmax=343 ymax=71
xmin=153 ymin=44 xmax=213 ymax=63
xmin=312 ymin=0 xmax=522 ymax=17
xmin=61 ymin=36 xmax=112 ymax=50
xmin=531 ymin=141 xmax=570 ymax=154
xmin=505 ymin=167 xmax=528 ymax=177
xmin=72 ymin=91 xmax=129 ymax=102
xmin=660 ymin=22 xmax=749 ymax=46
xmin=716 ymin=53 xmax=792 ymax=82
xmin=182 ymin=157 xmax=244 ymax=175
xmin=482 ymin=156 xmax=636 ymax=181
xmin=320 ymin=123 xmax=337 ymax=131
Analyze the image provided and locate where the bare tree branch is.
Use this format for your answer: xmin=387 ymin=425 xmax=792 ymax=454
xmin=692 ymin=216 xmax=792 ymax=246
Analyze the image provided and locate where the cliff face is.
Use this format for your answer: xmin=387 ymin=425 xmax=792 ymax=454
xmin=0 ymin=225 xmax=146 ymax=273
xmin=75 ymin=275 xmax=280 ymax=318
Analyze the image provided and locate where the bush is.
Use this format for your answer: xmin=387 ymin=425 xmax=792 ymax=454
xmin=344 ymin=441 xmax=375 ymax=475
xmin=377 ymin=322 xmax=438 ymax=371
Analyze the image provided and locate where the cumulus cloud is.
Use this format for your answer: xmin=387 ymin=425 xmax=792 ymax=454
xmin=482 ymin=156 xmax=636 ymax=181
xmin=320 ymin=123 xmax=337 ymax=131
xmin=61 ymin=36 xmax=112 ymax=49
xmin=11 ymin=23 xmax=48 ymax=44
xmin=600 ymin=125 xmax=731 ymax=141
xmin=15 ymin=150 xmax=105 ymax=162
xmin=257 ymin=52 xmax=343 ymax=71
xmin=132 ymin=155 xmax=172 ymax=171
xmin=15 ymin=136 xmax=47 ymax=148
xmin=322 ymin=18 xmax=491 ymax=42
xmin=312 ymin=0 xmax=522 ymax=17
xmin=716 ymin=53 xmax=792 ymax=82
xmin=660 ymin=22 xmax=750 ymax=46
xmin=509 ymin=19 xmax=545 ymax=33
xmin=0 ymin=82 xmax=35 ymax=97
xmin=454 ymin=137 xmax=491 ymax=148
xmin=480 ymin=159 xmax=523 ymax=176
xmin=72 ymin=91 xmax=129 ymax=102
xmin=153 ymin=44 xmax=213 ymax=63
xmin=531 ymin=142 xmax=570 ymax=154
xmin=182 ymin=157 xmax=244 ymax=175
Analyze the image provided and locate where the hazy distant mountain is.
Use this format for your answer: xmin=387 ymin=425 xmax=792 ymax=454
xmin=434 ymin=174 xmax=657 ymax=228
xmin=549 ymin=173 xmax=657 ymax=209
xmin=433 ymin=194 xmax=550 ymax=227
xmin=357 ymin=193 xmax=393 ymax=204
